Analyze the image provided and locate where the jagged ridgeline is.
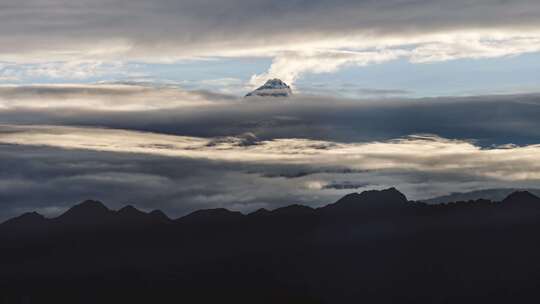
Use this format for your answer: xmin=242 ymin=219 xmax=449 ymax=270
xmin=3 ymin=188 xmax=540 ymax=304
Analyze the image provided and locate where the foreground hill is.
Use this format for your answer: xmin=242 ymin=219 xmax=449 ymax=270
xmin=3 ymin=188 xmax=540 ymax=303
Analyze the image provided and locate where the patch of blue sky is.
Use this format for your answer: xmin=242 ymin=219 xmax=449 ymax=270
xmin=2 ymin=52 xmax=539 ymax=99
xmin=297 ymin=52 xmax=540 ymax=98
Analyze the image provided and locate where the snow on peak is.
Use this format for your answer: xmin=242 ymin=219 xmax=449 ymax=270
xmin=245 ymin=79 xmax=293 ymax=98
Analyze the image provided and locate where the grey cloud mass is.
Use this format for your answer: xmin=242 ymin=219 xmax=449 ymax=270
xmin=0 ymin=0 xmax=539 ymax=63
xmin=2 ymin=84 xmax=540 ymax=146
xmin=0 ymin=84 xmax=235 ymax=110
xmin=1 ymin=83 xmax=540 ymax=220
xmin=1 ymin=126 xmax=540 ymax=222
xmin=1 ymin=0 xmax=540 ymax=231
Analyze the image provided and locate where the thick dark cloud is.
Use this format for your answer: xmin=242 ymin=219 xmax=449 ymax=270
xmin=1 ymin=87 xmax=540 ymax=221
xmin=0 ymin=144 xmax=357 ymax=221
xmin=0 ymin=0 xmax=539 ymax=61
xmin=0 ymin=141 xmax=516 ymax=222
xmin=1 ymin=1 xmax=539 ymax=222
xmin=2 ymin=125 xmax=540 ymax=221
xmin=2 ymin=87 xmax=540 ymax=146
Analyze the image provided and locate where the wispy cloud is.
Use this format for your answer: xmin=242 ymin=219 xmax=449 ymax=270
xmin=250 ymin=33 xmax=540 ymax=86
xmin=410 ymin=35 xmax=540 ymax=63
xmin=1 ymin=87 xmax=540 ymax=147
xmin=2 ymin=125 xmax=540 ymax=183
xmin=0 ymin=83 xmax=236 ymax=111
xmin=2 ymin=121 xmax=540 ymax=221
xmin=249 ymin=49 xmax=408 ymax=87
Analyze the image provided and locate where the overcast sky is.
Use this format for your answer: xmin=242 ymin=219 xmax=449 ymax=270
xmin=1 ymin=0 xmax=540 ymax=96
xmin=1 ymin=0 xmax=540 ymax=220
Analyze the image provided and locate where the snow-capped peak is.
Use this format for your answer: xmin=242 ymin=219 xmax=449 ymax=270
xmin=245 ymin=79 xmax=293 ymax=97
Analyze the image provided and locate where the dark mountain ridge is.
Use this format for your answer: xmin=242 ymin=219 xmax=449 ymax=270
xmin=6 ymin=187 xmax=538 ymax=229
xmin=3 ymin=188 xmax=540 ymax=304
xmin=3 ymin=188 xmax=540 ymax=244
xmin=424 ymin=187 xmax=540 ymax=204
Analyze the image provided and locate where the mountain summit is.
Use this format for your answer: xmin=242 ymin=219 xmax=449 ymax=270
xmin=245 ymin=79 xmax=293 ymax=97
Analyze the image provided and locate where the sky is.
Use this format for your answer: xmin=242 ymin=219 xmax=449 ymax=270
xmin=1 ymin=0 xmax=540 ymax=220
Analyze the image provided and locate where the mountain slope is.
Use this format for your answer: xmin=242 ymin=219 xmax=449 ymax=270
xmin=3 ymin=189 xmax=540 ymax=304
xmin=424 ymin=188 xmax=540 ymax=204
xmin=245 ymin=79 xmax=293 ymax=97
xmin=320 ymin=187 xmax=409 ymax=215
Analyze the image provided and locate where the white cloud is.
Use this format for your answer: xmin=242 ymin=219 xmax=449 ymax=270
xmin=2 ymin=125 xmax=540 ymax=183
xmin=0 ymin=75 xmax=19 ymax=82
xmin=23 ymin=61 xmax=125 ymax=79
xmin=250 ymin=32 xmax=540 ymax=86
xmin=0 ymin=0 xmax=539 ymax=85
xmin=0 ymin=0 xmax=539 ymax=62
xmin=0 ymin=83 xmax=235 ymax=111
xmin=249 ymin=49 xmax=408 ymax=87
xmin=410 ymin=35 xmax=540 ymax=63
xmin=0 ymin=61 xmax=135 ymax=83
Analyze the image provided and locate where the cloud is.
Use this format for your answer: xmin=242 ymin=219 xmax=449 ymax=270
xmin=0 ymin=144 xmax=344 ymax=221
xmin=410 ymin=35 xmax=540 ymax=63
xmin=322 ymin=181 xmax=372 ymax=190
xmin=24 ymin=61 xmax=126 ymax=79
xmin=249 ymin=49 xmax=408 ymax=87
xmin=0 ymin=60 xmax=139 ymax=82
xmin=1 ymin=87 xmax=540 ymax=146
xmin=250 ymin=33 xmax=540 ymax=86
xmin=356 ymin=88 xmax=412 ymax=96
xmin=0 ymin=83 xmax=236 ymax=111
xmin=1 ymin=88 xmax=540 ymax=221
xmin=207 ymin=132 xmax=260 ymax=147
xmin=2 ymin=125 xmax=540 ymax=184
xmin=1 ymin=0 xmax=540 ymax=85
xmin=2 ymin=123 xmax=540 ymax=221
xmin=0 ymin=0 xmax=539 ymax=61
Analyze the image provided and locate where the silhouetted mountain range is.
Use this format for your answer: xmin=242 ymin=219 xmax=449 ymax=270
xmin=3 ymin=188 xmax=540 ymax=303
xmin=424 ymin=187 xmax=540 ymax=204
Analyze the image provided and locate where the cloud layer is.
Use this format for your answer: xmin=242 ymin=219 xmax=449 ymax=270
xmin=2 ymin=123 xmax=540 ymax=221
xmin=1 ymin=84 xmax=540 ymax=146
xmin=2 ymin=0 xmax=540 ymax=60
xmin=2 ymin=2 xmax=540 ymax=222
xmin=3 ymin=124 xmax=540 ymax=183
xmin=1 ymin=85 xmax=540 ymax=221
xmin=0 ymin=84 xmax=235 ymax=110
xmin=2 ymin=0 xmax=540 ymax=84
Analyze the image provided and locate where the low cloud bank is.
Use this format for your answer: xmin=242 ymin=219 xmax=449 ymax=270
xmin=0 ymin=124 xmax=539 ymax=221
